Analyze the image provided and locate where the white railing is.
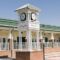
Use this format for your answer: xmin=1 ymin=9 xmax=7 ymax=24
xmin=0 ymin=42 xmax=9 ymax=51
xmin=32 ymin=42 xmax=37 ymax=49
xmin=44 ymin=42 xmax=60 ymax=48
xmin=45 ymin=42 xmax=53 ymax=48
xmin=22 ymin=42 xmax=28 ymax=49
xmin=13 ymin=42 xmax=41 ymax=50
xmin=40 ymin=42 xmax=43 ymax=49
xmin=13 ymin=42 xmax=37 ymax=49
xmin=13 ymin=42 xmax=19 ymax=49
xmin=13 ymin=42 xmax=60 ymax=50
xmin=13 ymin=42 xmax=28 ymax=49
xmin=53 ymin=42 xmax=60 ymax=47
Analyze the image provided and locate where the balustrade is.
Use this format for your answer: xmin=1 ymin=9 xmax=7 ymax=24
xmin=13 ymin=42 xmax=41 ymax=50
xmin=13 ymin=42 xmax=28 ymax=49
xmin=45 ymin=42 xmax=60 ymax=48
xmin=0 ymin=42 xmax=9 ymax=51
xmin=0 ymin=41 xmax=60 ymax=51
xmin=12 ymin=41 xmax=60 ymax=50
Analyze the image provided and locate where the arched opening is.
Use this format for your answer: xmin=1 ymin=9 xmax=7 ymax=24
xmin=44 ymin=37 xmax=49 ymax=47
xmin=45 ymin=37 xmax=48 ymax=42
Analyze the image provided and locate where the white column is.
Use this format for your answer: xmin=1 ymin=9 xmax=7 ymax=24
xmin=19 ymin=31 xmax=22 ymax=50
xmin=51 ymin=33 xmax=54 ymax=47
xmin=40 ymin=32 xmax=43 ymax=40
xmin=11 ymin=35 xmax=13 ymax=50
xmin=26 ymin=30 xmax=32 ymax=51
xmin=8 ymin=32 xmax=13 ymax=50
xmin=40 ymin=32 xmax=43 ymax=49
xmin=51 ymin=33 xmax=54 ymax=40
xmin=36 ymin=30 xmax=40 ymax=50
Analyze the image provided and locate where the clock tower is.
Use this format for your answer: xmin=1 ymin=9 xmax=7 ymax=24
xmin=16 ymin=4 xmax=43 ymax=60
xmin=16 ymin=4 xmax=40 ymax=30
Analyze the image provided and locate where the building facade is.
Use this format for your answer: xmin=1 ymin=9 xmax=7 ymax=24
xmin=0 ymin=4 xmax=60 ymax=60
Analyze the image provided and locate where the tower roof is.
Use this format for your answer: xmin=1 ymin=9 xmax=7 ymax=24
xmin=16 ymin=4 xmax=40 ymax=12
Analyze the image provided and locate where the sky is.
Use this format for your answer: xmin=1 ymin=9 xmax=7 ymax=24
xmin=0 ymin=0 xmax=60 ymax=26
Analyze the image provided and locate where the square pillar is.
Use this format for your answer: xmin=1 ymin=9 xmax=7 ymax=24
xmin=19 ymin=31 xmax=22 ymax=50
xmin=51 ymin=33 xmax=54 ymax=40
xmin=40 ymin=32 xmax=43 ymax=49
xmin=36 ymin=30 xmax=40 ymax=50
xmin=51 ymin=33 xmax=54 ymax=47
xmin=8 ymin=32 xmax=13 ymax=50
xmin=26 ymin=30 xmax=32 ymax=51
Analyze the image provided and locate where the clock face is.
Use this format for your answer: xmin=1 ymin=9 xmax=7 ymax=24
xmin=20 ymin=13 xmax=26 ymax=21
xmin=31 ymin=13 xmax=36 ymax=20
